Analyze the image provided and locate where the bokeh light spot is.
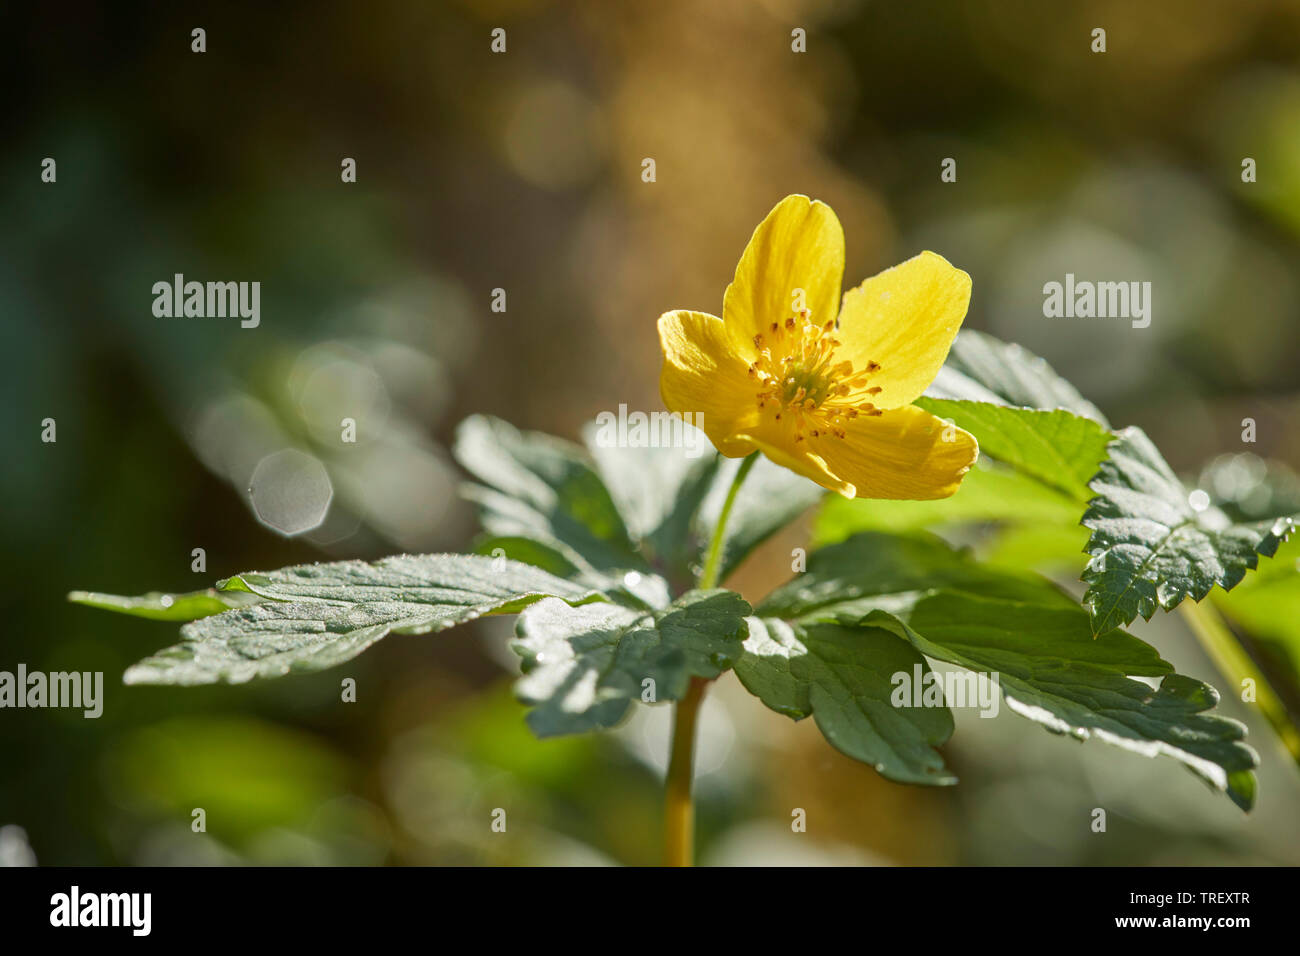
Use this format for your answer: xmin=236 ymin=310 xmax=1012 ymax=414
xmin=248 ymin=449 xmax=334 ymax=537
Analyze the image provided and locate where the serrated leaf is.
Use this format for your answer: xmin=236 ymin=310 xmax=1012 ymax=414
xmin=456 ymin=414 xmax=822 ymax=591
xmin=124 ymin=554 xmax=604 ymax=685
xmin=582 ymin=418 xmax=720 ymax=587
xmin=756 ymin=531 xmax=1259 ymax=809
xmin=470 ymin=535 xmax=672 ymax=610
xmin=762 ymin=534 xmax=1169 ymax=678
xmin=470 ymin=535 xmax=584 ymax=580
xmin=126 ymin=601 xmax=449 ymax=685
xmin=513 ymin=589 xmax=750 ymax=737
xmin=915 ymin=400 xmax=1113 ymax=501
xmin=588 ymin=424 xmax=825 ymax=587
xmin=453 ymin=415 xmax=646 ymax=575
xmin=820 ymin=331 xmax=1112 ymax=553
xmin=67 ymin=587 xmax=263 ymax=621
xmin=737 ymin=617 xmax=956 ymax=785
xmin=919 ymin=331 xmax=1115 ymax=501
xmin=1082 ymin=427 xmax=1297 ymax=635
xmin=924 ymin=328 xmax=1110 ymax=426
xmin=220 ymin=553 xmax=600 ymax=607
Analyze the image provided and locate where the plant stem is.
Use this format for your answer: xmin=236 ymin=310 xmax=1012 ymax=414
xmin=664 ymin=676 xmax=708 ymax=867
xmin=664 ymin=451 xmax=758 ymax=867
xmin=698 ymin=452 xmax=759 ymax=591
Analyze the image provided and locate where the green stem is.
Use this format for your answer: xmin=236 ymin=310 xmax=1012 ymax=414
xmin=664 ymin=676 xmax=708 ymax=867
xmin=698 ymin=452 xmax=759 ymax=591
xmin=664 ymin=451 xmax=758 ymax=867
xmin=1179 ymin=599 xmax=1300 ymax=766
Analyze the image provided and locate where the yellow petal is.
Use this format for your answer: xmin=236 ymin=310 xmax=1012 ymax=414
xmin=809 ymin=404 xmax=978 ymax=499
xmin=658 ymin=309 xmax=761 ymax=457
xmin=733 ymin=415 xmax=854 ymax=497
xmin=835 ymin=251 xmax=971 ymax=409
xmin=722 ymin=195 xmax=845 ymax=360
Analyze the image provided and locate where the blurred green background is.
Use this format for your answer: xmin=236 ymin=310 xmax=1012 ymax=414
xmin=3 ymin=0 xmax=1300 ymax=865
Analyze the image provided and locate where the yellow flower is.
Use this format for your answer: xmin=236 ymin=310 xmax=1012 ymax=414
xmin=658 ymin=194 xmax=978 ymax=499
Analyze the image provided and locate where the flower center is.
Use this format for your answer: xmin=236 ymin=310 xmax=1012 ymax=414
xmin=747 ymin=309 xmax=883 ymax=441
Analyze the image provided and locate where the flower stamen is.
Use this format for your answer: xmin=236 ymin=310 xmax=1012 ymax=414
xmin=746 ymin=311 xmax=882 ymax=440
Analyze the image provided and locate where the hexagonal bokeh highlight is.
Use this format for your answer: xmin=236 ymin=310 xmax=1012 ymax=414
xmin=247 ymin=449 xmax=333 ymax=537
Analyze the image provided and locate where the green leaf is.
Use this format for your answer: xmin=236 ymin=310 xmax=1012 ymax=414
xmin=981 ymin=522 xmax=1091 ymax=571
xmin=126 ymin=602 xmax=452 ymax=685
xmin=470 ymin=535 xmax=672 ymax=610
xmin=470 ymin=535 xmax=584 ymax=580
xmin=915 ymin=400 xmax=1113 ymax=502
xmin=924 ymin=328 xmax=1110 ymax=426
xmin=1081 ymin=427 xmax=1297 ymax=635
xmin=218 ymin=553 xmax=594 ymax=606
xmin=67 ymin=587 xmax=263 ymax=621
xmin=513 ymin=589 xmax=750 ymax=737
xmin=124 ymin=554 xmax=604 ymax=685
xmin=457 ymin=414 xmax=822 ymax=592
xmin=820 ymin=330 xmax=1112 ymax=552
xmin=737 ymin=618 xmax=956 ymax=785
xmin=582 ymin=418 xmax=720 ymax=586
xmin=919 ymin=330 xmax=1115 ymax=501
xmin=814 ymin=458 xmax=1082 ymax=545
xmin=454 ymin=415 xmax=646 ymax=575
xmin=756 ymin=531 xmax=1259 ymax=809
xmin=582 ymin=416 xmax=826 ymax=587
